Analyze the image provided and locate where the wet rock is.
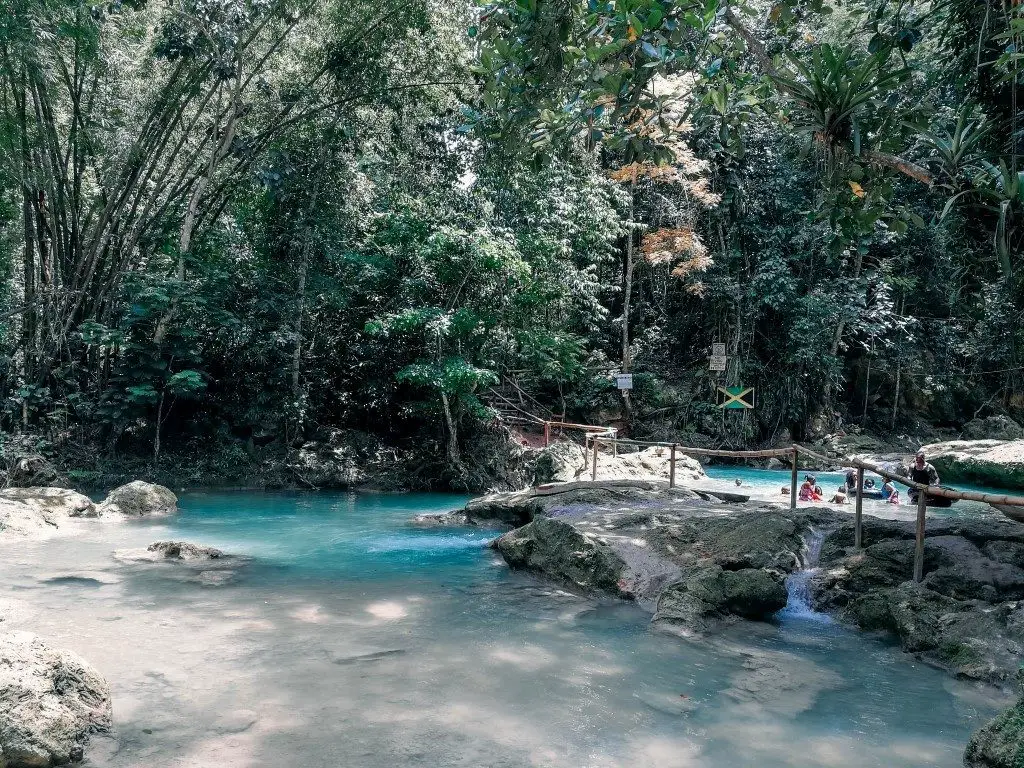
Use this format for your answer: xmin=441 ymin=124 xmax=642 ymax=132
xmin=920 ymin=438 xmax=1024 ymax=490
xmin=409 ymin=511 xmax=471 ymax=527
xmin=965 ymin=695 xmax=1024 ymax=767
xmin=653 ymin=566 xmax=787 ymax=632
xmin=97 ymin=481 xmax=177 ymax=517
xmin=812 ymin=517 xmax=1024 ymax=683
xmin=0 ymin=631 xmax=111 ymax=767
xmin=492 ymin=517 xmax=628 ymax=595
xmin=113 ymin=541 xmax=224 ymax=562
xmin=0 ymin=487 xmax=96 ymax=518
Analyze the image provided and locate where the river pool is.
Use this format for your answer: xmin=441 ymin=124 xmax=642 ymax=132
xmin=0 ymin=491 xmax=1009 ymax=767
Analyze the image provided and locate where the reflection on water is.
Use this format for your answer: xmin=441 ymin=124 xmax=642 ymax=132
xmin=0 ymin=491 xmax=1006 ymax=768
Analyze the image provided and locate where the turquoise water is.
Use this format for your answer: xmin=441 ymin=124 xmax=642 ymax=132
xmin=704 ymin=465 xmax=1011 ymax=518
xmin=0 ymin=491 xmax=1006 ymax=767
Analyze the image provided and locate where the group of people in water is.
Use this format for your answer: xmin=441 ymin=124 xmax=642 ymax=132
xmin=782 ymin=450 xmax=941 ymax=507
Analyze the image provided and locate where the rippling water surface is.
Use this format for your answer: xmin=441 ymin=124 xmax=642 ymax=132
xmin=0 ymin=491 xmax=1007 ymax=767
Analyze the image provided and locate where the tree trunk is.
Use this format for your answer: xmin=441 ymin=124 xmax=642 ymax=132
xmin=621 ymin=173 xmax=636 ymax=419
xmin=440 ymin=390 xmax=465 ymax=476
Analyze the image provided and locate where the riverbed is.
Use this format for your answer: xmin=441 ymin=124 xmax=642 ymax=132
xmin=0 ymin=491 xmax=1009 ymax=767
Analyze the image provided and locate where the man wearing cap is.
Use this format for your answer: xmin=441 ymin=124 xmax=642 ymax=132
xmin=909 ymin=450 xmax=940 ymax=486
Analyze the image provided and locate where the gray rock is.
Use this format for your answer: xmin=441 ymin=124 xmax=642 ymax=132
xmin=653 ymin=566 xmax=787 ymax=632
xmin=0 ymin=499 xmax=59 ymax=539
xmin=97 ymin=481 xmax=177 ymax=517
xmin=0 ymin=631 xmax=111 ymax=767
xmin=965 ymin=695 xmax=1024 ymax=767
xmin=492 ymin=517 xmax=628 ymax=595
xmin=113 ymin=541 xmax=224 ymax=563
xmin=0 ymin=488 xmax=96 ymax=518
xmin=919 ymin=438 xmax=1024 ymax=490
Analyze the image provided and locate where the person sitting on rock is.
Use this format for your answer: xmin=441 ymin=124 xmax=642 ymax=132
xmin=829 ymin=486 xmax=848 ymax=504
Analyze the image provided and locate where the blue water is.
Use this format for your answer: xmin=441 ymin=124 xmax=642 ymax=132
xmin=2 ymin=491 xmax=1006 ymax=768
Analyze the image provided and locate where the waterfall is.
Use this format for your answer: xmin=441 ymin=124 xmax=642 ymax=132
xmin=778 ymin=529 xmax=831 ymax=622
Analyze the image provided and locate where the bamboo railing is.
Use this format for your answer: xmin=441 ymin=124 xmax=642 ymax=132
xmin=585 ymin=436 xmax=1024 ymax=584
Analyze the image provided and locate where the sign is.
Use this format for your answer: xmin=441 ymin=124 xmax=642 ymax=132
xmin=615 ymin=373 xmax=633 ymax=390
xmin=717 ymin=386 xmax=755 ymax=409
xmin=712 ymin=343 xmax=727 ymax=357
xmin=709 ymin=355 xmax=727 ymax=372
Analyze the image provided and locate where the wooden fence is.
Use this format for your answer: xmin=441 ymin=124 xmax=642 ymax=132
xmin=586 ymin=436 xmax=1024 ymax=583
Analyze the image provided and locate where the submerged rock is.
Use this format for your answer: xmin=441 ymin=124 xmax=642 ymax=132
xmin=0 ymin=631 xmax=111 ymax=767
xmin=114 ymin=541 xmax=224 ymax=562
xmin=920 ymin=438 xmax=1024 ymax=490
xmin=0 ymin=487 xmax=96 ymax=518
xmin=97 ymin=481 xmax=177 ymax=517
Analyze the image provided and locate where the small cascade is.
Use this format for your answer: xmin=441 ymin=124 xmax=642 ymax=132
xmin=778 ymin=529 xmax=831 ymax=622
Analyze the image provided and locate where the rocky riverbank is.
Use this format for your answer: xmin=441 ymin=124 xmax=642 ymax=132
xmin=451 ymin=480 xmax=1024 ymax=767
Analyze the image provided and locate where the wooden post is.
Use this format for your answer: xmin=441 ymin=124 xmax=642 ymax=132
xmin=592 ymin=438 xmax=599 ymax=481
xmin=669 ymin=444 xmax=677 ymax=488
xmin=543 ymin=422 xmax=550 ymax=447
xmin=790 ymin=446 xmax=799 ymax=511
xmin=914 ymin=489 xmax=927 ymax=582
xmin=854 ymin=466 xmax=864 ymax=550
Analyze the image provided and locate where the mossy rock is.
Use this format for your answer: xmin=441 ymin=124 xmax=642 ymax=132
xmin=965 ymin=697 xmax=1024 ymax=768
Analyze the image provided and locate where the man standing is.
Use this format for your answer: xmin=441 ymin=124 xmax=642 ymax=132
xmin=909 ymin=450 xmax=940 ymax=486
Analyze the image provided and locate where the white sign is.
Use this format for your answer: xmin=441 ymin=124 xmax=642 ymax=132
xmin=615 ymin=374 xmax=633 ymax=390
xmin=709 ymin=355 xmax=727 ymax=372
xmin=712 ymin=343 xmax=727 ymax=356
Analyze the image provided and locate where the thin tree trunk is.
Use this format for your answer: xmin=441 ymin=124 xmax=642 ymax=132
xmin=862 ymin=337 xmax=873 ymax=423
xmin=621 ymin=172 xmax=636 ymax=419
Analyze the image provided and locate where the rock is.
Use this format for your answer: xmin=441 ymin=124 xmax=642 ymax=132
xmin=0 ymin=487 xmax=96 ymax=518
xmin=531 ymin=442 xmax=706 ymax=486
xmin=0 ymin=499 xmax=59 ymax=539
xmin=964 ymin=416 xmax=1024 ymax=442
xmin=919 ymin=439 xmax=1024 ymax=490
xmin=653 ymin=566 xmax=787 ymax=632
xmin=492 ymin=517 xmax=628 ymax=595
xmin=811 ymin=516 xmax=1024 ymax=683
xmin=0 ymin=631 xmax=111 ymax=767
xmin=409 ymin=511 xmax=471 ymax=527
xmin=965 ymin=695 xmax=1024 ymax=768
xmin=113 ymin=541 xmax=224 ymax=562
xmin=766 ymin=457 xmax=786 ymax=470
xmin=287 ymin=442 xmax=367 ymax=489
xmin=97 ymin=481 xmax=177 ymax=517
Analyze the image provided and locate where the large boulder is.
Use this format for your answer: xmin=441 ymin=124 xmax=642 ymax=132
xmin=919 ymin=439 xmax=1024 ymax=490
xmin=965 ymin=695 xmax=1024 ymax=768
xmin=0 ymin=488 xmax=95 ymax=519
xmin=653 ymin=566 xmax=788 ymax=632
xmin=0 ymin=499 xmax=58 ymax=539
xmin=492 ymin=516 xmax=628 ymax=595
xmin=0 ymin=632 xmax=111 ymax=767
xmin=531 ymin=442 xmax=706 ymax=486
xmin=97 ymin=481 xmax=177 ymax=517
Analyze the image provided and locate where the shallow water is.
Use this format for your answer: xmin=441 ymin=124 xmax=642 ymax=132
xmin=0 ymin=492 xmax=1008 ymax=767
xmin=704 ymin=465 xmax=1014 ymax=520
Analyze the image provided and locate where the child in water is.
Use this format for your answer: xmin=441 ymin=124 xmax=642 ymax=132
xmin=882 ymin=479 xmax=900 ymax=505
xmin=829 ymin=486 xmax=848 ymax=504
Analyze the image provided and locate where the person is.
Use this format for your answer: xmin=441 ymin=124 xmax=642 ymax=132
xmin=780 ymin=486 xmax=790 ymax=496
xmin=864 ymin=477 xmax=876 ymax=490
xmin=881 ymin=479 xmax=900 ymax=505
xmin=909 ymin=450 xmax=940 ymax=486
xmin=813 ymin=484 xmax=824 ymax=500
xmin=845 ymin=469 xmax=857 ymax=491
xmin=735 ymin=478 xmax=743 ymax=487
xmin=829 ymin=486 xmax=848 ymax=504
xmin=799 ymin=475 xmax=816 ymax=501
